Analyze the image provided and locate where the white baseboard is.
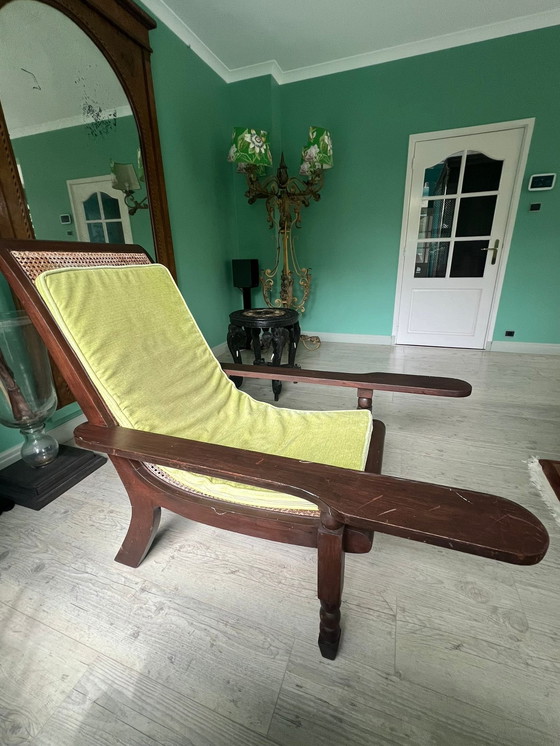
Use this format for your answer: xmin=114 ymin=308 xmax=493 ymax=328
xmin=0 ymin=413 xmax=87 ymax=470
xmin=489 ymin=341 xmax=560 ymax=355
xmin=215 ymin=334 xmax=559 ymax=354
xmin=301 ymin=331 xmax=393 ymax=345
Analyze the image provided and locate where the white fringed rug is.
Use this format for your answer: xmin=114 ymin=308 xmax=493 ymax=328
xmin=528 ymin=457 xmax=560 ymax=528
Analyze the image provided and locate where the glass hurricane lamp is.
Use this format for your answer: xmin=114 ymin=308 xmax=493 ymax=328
xmin=0 ymin=310 xmax=59 ymax=468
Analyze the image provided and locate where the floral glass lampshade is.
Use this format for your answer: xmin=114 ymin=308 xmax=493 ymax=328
xmin=227 ymin=127 xmax=273 ymax=173
xmin=300 ymin=126 xmax=333 ymax=176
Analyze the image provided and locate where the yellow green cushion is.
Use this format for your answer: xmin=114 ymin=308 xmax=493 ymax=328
xmin=36 ymin=264 xmax=372 ymax=512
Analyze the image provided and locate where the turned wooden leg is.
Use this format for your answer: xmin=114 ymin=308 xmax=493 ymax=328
xmin=288 ymin=321 xmax=301 ymax=367
xmin=250 ymin=327 xmax=266 ymax=365
xmin=271 ymin=327 xmax=289 ymax=401
xmin=115 ymin=498 xmax=161 ymax=568
xmin=317 ymin=517 xmax=345 ymax=660
xmin=226 ymin=323 xmax=245 ymax=388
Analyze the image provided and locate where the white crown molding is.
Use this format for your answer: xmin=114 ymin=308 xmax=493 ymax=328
xmin=278 ymin=9 xmax=560 ymax=84
xmin=10 ymin=105 xmax=132 ymax=139
xmin=226 ymin=59 xmax=284 ymax=84
xmin=144 ymin=2 xmax=560 ymax=85
xmin=489 ymin=341 xmax=560 ymax=355
xmin=142 ymin=0 xmax=233 ymax=81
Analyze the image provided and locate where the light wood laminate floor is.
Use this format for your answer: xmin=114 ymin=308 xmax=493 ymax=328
xmin=1 ymin=342 xmax=559 ymax=745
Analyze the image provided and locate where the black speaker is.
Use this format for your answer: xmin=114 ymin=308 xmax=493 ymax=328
xmin=232 ymin=259 xmax=259 ymax=289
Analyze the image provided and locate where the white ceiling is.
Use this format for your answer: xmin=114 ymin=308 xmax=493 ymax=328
xmin=0 ymin=0 xmax=129 ymax=137
xmin=143 ymin=0 xmax=560 ymax=83
xmin=2 ymin=0 xmax=560 ymax=136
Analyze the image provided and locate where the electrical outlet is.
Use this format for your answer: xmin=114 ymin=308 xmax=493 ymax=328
xmin=505 ymin=330 xmax=515 ymax=337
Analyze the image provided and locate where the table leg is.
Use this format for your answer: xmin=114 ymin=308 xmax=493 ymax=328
xmin=227 ymin=323 xmax=245 ymax=388
xmin=260 ymin=328 xmax=272 ymax=354
xmin=250 ymin=328 xmax=265 ymax=365
xmin=288 ymin=321 xmax=301 ymax=367
xmin=271 ymin=327 xmax=289 ymax=401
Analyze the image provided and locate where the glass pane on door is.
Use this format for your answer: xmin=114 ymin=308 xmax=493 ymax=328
xmin=106 ymin=221 xmax=125 ymax=243
xmin=87 ymin=221 xmax=105 ymax=242
xmin=100 ymin=192 xmax=121 ymax=220
xmin=418 ymin=199 xmax=455 ymax=239
xmin=462 ymin=153 xmax=503 ymax=193
xmin=83 ymin=193 xmax=101 ymax=220
xmin=423 ymin=155 xmax=461 ymax=196
xmin=450 ymin=240 xmax=488 ymax=277
xmin=456 ymin=196 xmax=497 ymax=236
xmin=415 ymin=241 xmax=449 ymax=277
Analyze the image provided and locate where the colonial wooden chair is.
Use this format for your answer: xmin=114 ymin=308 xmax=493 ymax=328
xmin=0 ymin=238 xmax=548 ymax=660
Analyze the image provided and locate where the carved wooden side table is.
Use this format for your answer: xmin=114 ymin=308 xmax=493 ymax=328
xmin=227 ymin=308 xmax=301 ymax=400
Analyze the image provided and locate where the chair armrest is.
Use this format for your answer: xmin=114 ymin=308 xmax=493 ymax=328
xmin=75 ymin=423 xmax=548 ymax=566
xmin=220 ymin=363 xmax=471 ymax=397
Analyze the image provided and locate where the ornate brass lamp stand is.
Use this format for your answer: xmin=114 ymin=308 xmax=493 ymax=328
xmin=228 ymin=127 xmax=332 ymax=315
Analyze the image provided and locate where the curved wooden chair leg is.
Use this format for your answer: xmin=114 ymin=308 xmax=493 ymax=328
xmin=317 ymin=519 xmax=345 ymax=660
xmin=115 ymin=498 xmax=161 ymax=568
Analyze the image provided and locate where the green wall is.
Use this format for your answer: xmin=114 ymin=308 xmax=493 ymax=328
xmin=230 ymin=26 xmax=560 ymax=343
xmin=226 ymin=75 xmax=284 ymax=307
xmin=11 ymin=115 xmax=154 ymax=255
xmin=148 ymin=20 xmax=238 ymax=345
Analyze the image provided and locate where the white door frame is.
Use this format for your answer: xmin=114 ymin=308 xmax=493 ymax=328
xmin=392 ymin=118 xmax=534 ymax=348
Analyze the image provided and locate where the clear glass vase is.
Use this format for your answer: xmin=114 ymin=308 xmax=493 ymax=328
xmin=0 ymin=310 xmax=58 ymax=468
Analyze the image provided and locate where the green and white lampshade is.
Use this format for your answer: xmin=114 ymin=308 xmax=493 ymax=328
xmin=299 ymin=126 xmax=333 ymax=176
xmin=110 ymin=160 xmax=141 ymax=192
xmin=227 ymin=127 xmax=273 ymax=171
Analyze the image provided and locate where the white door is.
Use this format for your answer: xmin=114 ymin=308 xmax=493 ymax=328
xmin=395 ymin=124 xmax=530 ymax=348
xmin=67 ymin=176 xmax=133 ymax=244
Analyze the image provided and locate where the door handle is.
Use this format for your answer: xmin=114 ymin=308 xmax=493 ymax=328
xmin=481 ymin=239 xmax=499 ymax=265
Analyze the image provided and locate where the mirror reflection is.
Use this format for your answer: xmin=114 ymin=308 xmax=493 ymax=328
xmin=0 ymin=0 xmax=155 ymax=257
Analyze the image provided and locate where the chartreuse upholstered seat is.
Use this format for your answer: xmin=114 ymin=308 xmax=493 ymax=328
xmin=36 ymin=263 xmax=372 ymax=513
xmin=0 ymin=239 xmax=548 ymax=662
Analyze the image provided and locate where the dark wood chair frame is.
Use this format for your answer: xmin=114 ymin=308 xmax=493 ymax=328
xmin=0 ymin=238 xmax=549 ymax=661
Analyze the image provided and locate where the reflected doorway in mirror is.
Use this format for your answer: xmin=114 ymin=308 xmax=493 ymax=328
xmin=67 ymin=175 xmax=133 ymax=244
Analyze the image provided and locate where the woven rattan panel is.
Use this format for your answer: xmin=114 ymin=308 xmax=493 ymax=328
xmin=144 ymin=463 xmax=318 ymax=515
xmin=12 ymin=251 xmax=151 ymax=282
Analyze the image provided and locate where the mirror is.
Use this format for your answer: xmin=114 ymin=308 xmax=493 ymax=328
xmin=0 ymin=0 xmax=176 ymax=406
xmin=0 ymin=0 xmax=155 ymax=257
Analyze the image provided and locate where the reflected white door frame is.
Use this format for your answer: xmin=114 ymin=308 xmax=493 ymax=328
xmin=392 ymin=119 xmax=534 ymax=349
xmin=67 ymin=175 xmax=133 ymax=244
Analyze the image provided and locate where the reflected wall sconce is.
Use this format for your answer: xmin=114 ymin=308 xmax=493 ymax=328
xmin=110 ymin=149 xmax=148 ymax=216
xmin=227 ymin=126 xmax=333 ymax=313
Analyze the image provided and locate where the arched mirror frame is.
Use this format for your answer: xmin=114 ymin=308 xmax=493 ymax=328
xmin=0 ymin=0 xmax=176 ymax=277
xmin=0 ymin=0 xmax=176 ymax=406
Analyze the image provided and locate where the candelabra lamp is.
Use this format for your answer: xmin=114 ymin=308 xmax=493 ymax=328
xmin=227 ymin=126 xmax=333 ymax=313
xmin=110 ymin=148 xmax=148 ymax=216
xmin=0 ymin=310 xmax=105 ymax=512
